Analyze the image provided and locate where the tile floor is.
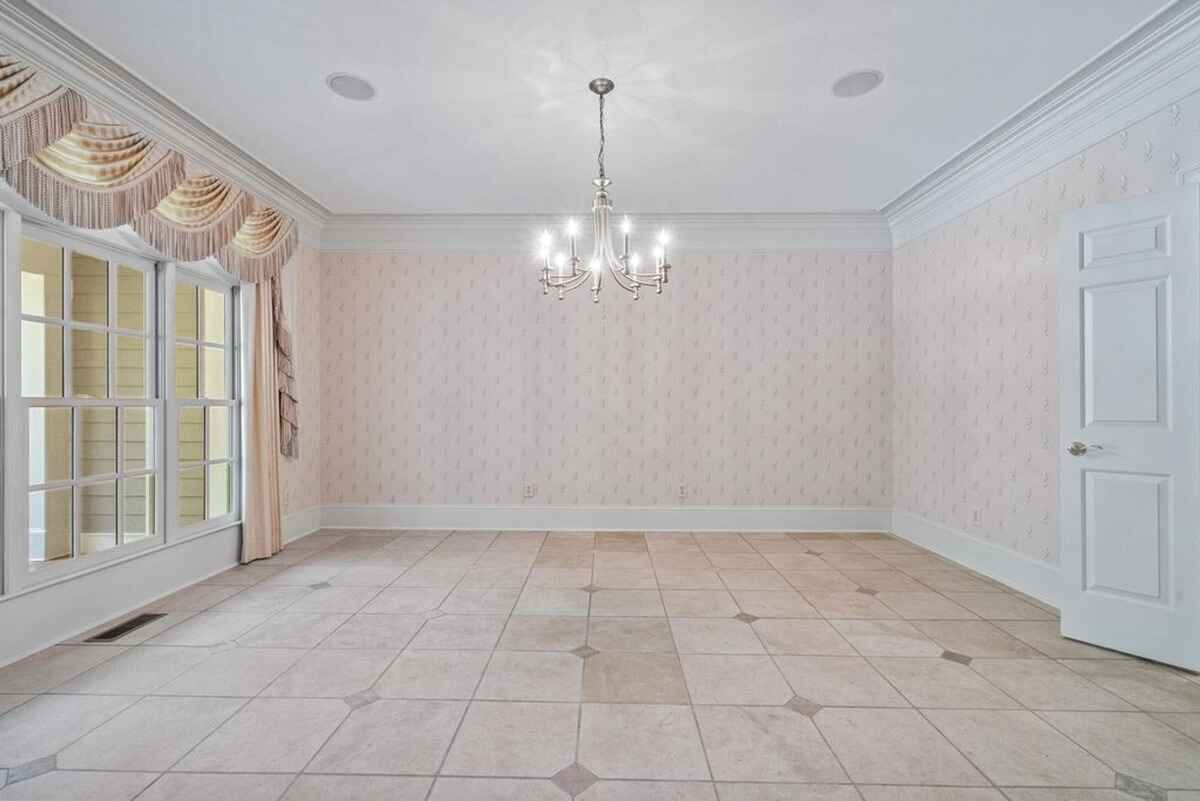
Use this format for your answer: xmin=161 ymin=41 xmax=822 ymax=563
xmin=1 ymin=529 xmax=1199 ymax=801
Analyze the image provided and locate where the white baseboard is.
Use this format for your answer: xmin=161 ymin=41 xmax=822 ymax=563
xmin=283 ymin=505 xmax=322 ymax=543
xmin=318 ymin=503 xmax=892 ymax=533
xmin=891 ymin=508 xmax=1063 ymax=608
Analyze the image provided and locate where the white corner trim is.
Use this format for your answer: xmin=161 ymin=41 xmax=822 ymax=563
xmin=283 ymin=505 xmax=323 ymax=544
xmin=884 ymin=2 xmax=1200 ymax=246
xmin=891 ymin=508 xmax=1062 ymax=609
xmin=319 ymin=503 xmax=892 ymax=533
xmin=320 ymin=212 xmax=893 ymax=253
xmin=0 ymin=0 xmax=329 ymax=242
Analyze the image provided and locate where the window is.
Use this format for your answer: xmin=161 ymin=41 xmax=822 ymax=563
xmin=171 ymin=275 xmax=238 ymax=530
xmin=18 ymin=235 xmax=160 ymax=570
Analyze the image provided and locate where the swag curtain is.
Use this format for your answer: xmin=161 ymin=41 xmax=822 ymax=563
xmin=0 ymin=53 xmax=301 ymax=562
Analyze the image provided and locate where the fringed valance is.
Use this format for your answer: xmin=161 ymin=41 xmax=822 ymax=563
xmin=217 ymin=206 xmax=298 ymax=282
xmin=3 ymin=117 xmax=184 ymax=229
xmin=131 ymin=173 xmax=255 ymax=262
xmin=0 ymin=55 xmax=85 ymax=171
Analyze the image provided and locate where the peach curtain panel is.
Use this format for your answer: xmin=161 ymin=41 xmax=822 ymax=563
xmin=0 ymin=53 xmax=301 ymax=561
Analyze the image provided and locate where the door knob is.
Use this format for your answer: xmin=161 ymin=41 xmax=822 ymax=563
xmin=1067 ymin=441 xmax=1103 ymax=456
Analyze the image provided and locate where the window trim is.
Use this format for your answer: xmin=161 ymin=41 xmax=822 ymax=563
xmin=1 ymin=210 xmax=243 ymax=595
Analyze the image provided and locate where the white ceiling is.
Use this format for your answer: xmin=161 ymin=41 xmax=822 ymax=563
xmin=34 ymin=0 xmax=1165 ymax=215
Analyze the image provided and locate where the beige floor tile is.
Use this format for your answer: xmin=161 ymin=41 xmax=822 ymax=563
xmin=320 ymin=614 xmax=427 ymax=649
xmin=212 ymin=585 xmax=311 ymax=613
xmin=262 ymin=649 xmax=395 ymax=697
xmin=262 ymin=564 xmax=344 ymax=585
xmin=428 ymin=777 xmax=567 ymax=801
xmin=819 ymin=553 xmax=893 ymax=571
xmin=287 ymin=586 xmax=381 ymax=614
xmin=905 ymin=569 xmax=1000 ymax=593
xmin=774 ymin=656 xmax=909 ymax=707
xmin=912 ymin=620 xmax=1043 ymax=658
xmin=944 ymin=592 xmax=1055 ymax=620
xmin=857 ymin=789 xmax=1005 ymax=801
xmin=477 ymin=651 xmax=583 ymax=701
xmin=1039 ymin=710 xmax=1200 ymax=788
xmin=655 ymin=570 xmax=725 ymax=589
xmin=999 ymin=791 xmax=1131 ymax=800
xmin=527 ymin=568 xmax=593 ymax=588
xmin=652 ymin=554 xmax=715 ymax=571
xmin=718 ymin=570 xmax=792 ymax=590
xmin=1155 ymin=712 xmax=1200 ymax=740
xmin=1061 ymin=659 xmax=1200 ymax=711
xmin=838 ymin=571 xmax=928 ymax=592
xmin=662 ymin=590 xmax=739 ymax=617
xmin=515 ymin=588 xmax=591 ymax=616
xmin=762 ymin=553 xmax=829 ymax=571
xmin=993 ymin=621 xmax=1126 ymax=658
xmin=57 ymin=696 xmax=243 ymax=770
xmin=587 ymin=618 xmax=676 ymax=652
xmin=972 ymin=659 xmax=1134 ymax=710
xmin=922 ymin=709 xmax=1114 ymax=786
xmin=500 ymin=615 xmax=588 ymax=650
xmin=707 ymin=552 xmax=770 ymax=569
xmin=875 ymin=592 xmax=979 ymax=620
xmin=409 ymin=615 xmax=506 ymax=649
xmin=237 ymin=612 xmax=351 ymax=648
xmin=284 ymin=775 xmax=431 ymax=800
xmin=458 ymin=567 xmax=532 ymax=588
xmin=579 ymin=703 xmax=709 ymax=780
xmin=870 ymin=658 xmax=1020 ymax=708
xmin=54 ymin=646 xmax=212 ymax=695
xmin=696 ymin=705 xmax=846 ymax=783
xmin=829 ymin=620 xmax=942 ymax=656
xmin=781 ymin=571 xmax=859 ymax=591
xmin=730 ymin=590 xmax=819 ymax=618
xmin=443 ymin=701 xmax=577 ymax=777
xmin=0 ymin=770 xmax=156 ymax=801
xmin=679 ymin=655 xmax=794 ymax=705
xmin=375 ymin=650 xmax=489 ymax=698
xmin=393 ymin=567 xmax=468 ymax=586
xmin=361 ymin=586 xmax=451 ymax=614
xmin=308 ymin=699 xmax=465 ymax=774
xmin=593 ymin=569 xmax=659 ymax=589
xmin=584 ymin=652 xmax=690 ymax=703
xmin=144 ymin=611 xmax=270 ymax=646
xmin=803 ymin=592 xmax=898 ymax=619
xmin=138 ymin=773 xmax=296 ymax=801
xmin=590 ymin=590 xmax=665 ymax=617
xmin=750 ymin=619 xmax=856 ymax=655
xmin=154 ymin=647 xmax=302 ymax=696
xmin=814 ymin=707 xmax=986 ymax=785
xmin=440 ymin=586 xmax=521 ymax=615
xmin=177 ymin=697 xmax=349 ymax=772
xmin=713 ymin=785 xmax=860 ymax=801
xmin=0 ymin=645 xmax=125 ymax=694
xmin=594 ymin=552 xmax=653 ymax=570
xmin=579 ymin=781 xmax=716 ymax=800
xmin=670 ymin=619 xmax=765 ymax=654
xmin=326 ymin=565 xmax=410 ymax=586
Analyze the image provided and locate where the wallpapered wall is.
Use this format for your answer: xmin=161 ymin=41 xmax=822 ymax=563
xmin=278 ymin=243 xmax=323 ymax=515
xmin=893 ymin=91 xmax=1200 ymax=564
xmin=318 ymin=250 xmax=893 ymax=508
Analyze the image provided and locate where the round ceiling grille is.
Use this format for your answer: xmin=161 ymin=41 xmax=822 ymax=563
xmin=832 ymin=70 xmax=884 ymax=98
xmin=326 ymin=73 xmax=376 ymax=101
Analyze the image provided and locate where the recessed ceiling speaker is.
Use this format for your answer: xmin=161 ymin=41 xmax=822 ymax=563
xmin=832 ymin=70 xmax=884 ymax=98
xmin=326 ymin=73 xmax=376 ymax=101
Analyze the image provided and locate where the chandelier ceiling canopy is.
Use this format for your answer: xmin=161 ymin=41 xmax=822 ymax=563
xmin=536 ymin=78 xmax=674 ymax=303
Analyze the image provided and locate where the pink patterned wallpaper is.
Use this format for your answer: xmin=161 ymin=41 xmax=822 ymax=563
xmin=893 ymin=91 xmax=1200 ymax=564
xmin=318 ymin=249 xmax=893 ymax=507
xmin=278 ymin=243 xmax=323 ymax=514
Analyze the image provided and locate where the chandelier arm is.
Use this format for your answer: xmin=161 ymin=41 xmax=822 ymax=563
xmin=546 ymin=270 xmax=593 ymax=292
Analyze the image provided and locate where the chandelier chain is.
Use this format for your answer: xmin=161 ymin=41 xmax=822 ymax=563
xmin=597 ymin=93 xmax=606 ymax=180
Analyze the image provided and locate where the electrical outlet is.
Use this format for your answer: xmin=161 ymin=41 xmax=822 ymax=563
xmin=971 ymin=508 xmax=982 ymax=527
xmin=678 ymin=484 xmax=688 ymax=501
xmin=523 ymin=482 xmax=537 ymax=499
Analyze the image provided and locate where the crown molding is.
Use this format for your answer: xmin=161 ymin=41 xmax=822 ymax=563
xmin=321 ymin=212 xmax=892 ymax=253
xmin=0 ymin=0 xmax=330 ymax=244
xmin=883 ymin=1 xmax=1200 ymax=246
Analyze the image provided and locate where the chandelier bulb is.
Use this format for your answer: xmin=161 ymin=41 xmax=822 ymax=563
xmin=566 ymin=219 xmax=580 ymax=237
xmin=630 ymin=253 xmax=641 ymax=269
xmin=621 ymin=216 xmax=632 ymax=235
xmin=653 ymin=245 xmax=665 ymax=260
xmin=657 ymin=229 xmax=670 ymax=246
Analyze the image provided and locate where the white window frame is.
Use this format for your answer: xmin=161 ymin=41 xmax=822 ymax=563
xmin=165 ymin=263 xmax=242 ymax=538
xmin=1 ymin=209 xmax=243 ymax=596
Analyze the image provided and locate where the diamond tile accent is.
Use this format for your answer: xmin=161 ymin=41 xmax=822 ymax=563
xmin=571 ymin=645 xmax=599 ymax=660
xmin=785 ymin=695 xmax=823 ymax=716
xmin=309 ymin=582 xmax=332 ymax=590
xmin=7 ymin=755 xmax=56 ymax=785
xmin=344 ymin=689 xmax=380 ymax=709
xmin=734 ymin=612 xmax=759 ymax=623
xmin=806 ymin=550 xmax=823 ymax=556
xmin=582 ymin=584 xmax=601 ymax=594
xmin=940 ymin=650 xmax=973 ymax=666
xmin=1117 ymin=773 xmax=1167 ymax=801
xmin=856 ymin=587 xmax=879 ymax=596
xmin=551 ymin=762 xmax=600 ymax=796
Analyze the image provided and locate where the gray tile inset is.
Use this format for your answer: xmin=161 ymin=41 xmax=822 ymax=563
xmin=551 ymin=763 xmax=600 ymax=797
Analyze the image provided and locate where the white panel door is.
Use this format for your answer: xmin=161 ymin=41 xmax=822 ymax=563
xmin=1058 ymin=184 xmax=1200 ymax=670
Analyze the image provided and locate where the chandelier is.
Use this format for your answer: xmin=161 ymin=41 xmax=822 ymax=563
xmin=536 ymin=77 xmax=673 ymax=302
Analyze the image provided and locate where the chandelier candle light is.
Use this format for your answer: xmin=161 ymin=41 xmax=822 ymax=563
xmin=537 ymin=77 xmax=673 ymax=302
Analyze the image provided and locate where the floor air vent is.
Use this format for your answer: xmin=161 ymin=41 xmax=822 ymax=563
xmin=85 ymin=612 xmax=167 ymax=642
